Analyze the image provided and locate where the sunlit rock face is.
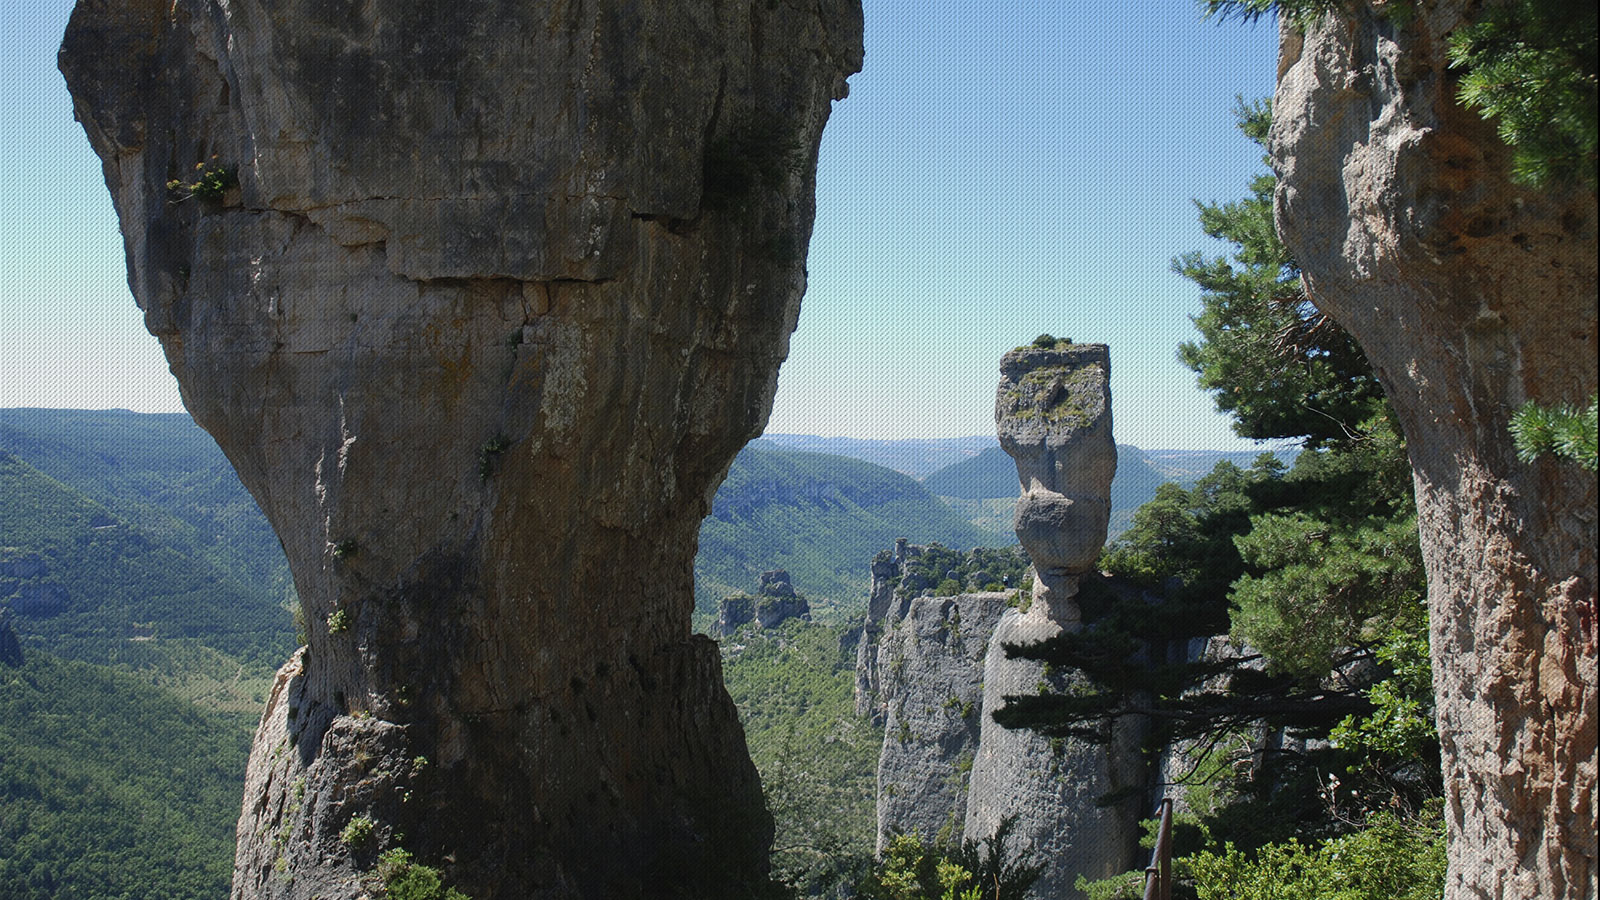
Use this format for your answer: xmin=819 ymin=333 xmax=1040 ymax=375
xmin=965 ymin=343 xmax=1140 ymax=899
xmin=1270 ymin=6 xmax=1596 ymax=899
xmin=872 ymin=591 xmax=1009 ymax=852
xmin=59 ymin=0 xmax=862 ymax=896
xmin=994 ymin=343 xmax=1117 ymax=624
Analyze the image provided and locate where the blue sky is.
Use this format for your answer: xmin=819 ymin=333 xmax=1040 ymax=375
xmin=3 ymin=0 xmax=1282 ymax=450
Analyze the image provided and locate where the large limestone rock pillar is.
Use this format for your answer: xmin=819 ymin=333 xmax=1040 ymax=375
xmin=1270 ymin=6 xmax=1596 ymax=899
xmin=964 ymin=343 xmax=1140 ymax=898
xmin=59 ymin=1 xmax=862 ymax=897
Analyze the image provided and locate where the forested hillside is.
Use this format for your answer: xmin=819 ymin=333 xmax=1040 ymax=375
xmin=696 ymin=445 xmax=993 ymax=620
xmin=0 ymin=410 xmax=1011 ymax=896
xmin=0 ymin=409 xmax=290 ymax=592
xmin=720 ymin=620 xmax=878 ymax=894
xmin=0 ymin=447 xmax=293 ymax=676
xmin=0 ymin=649 xmax=252 ymax=900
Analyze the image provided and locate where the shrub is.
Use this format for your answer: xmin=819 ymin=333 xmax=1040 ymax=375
xmin=166 ymin=160 xmax=237 ymax=203
xmin=377 ymin=848 xmax=471 ymax=900
xmin=340 ymin=814 xmax=376 ymax=848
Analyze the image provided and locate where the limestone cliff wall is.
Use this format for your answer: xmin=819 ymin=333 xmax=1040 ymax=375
xmin=1271 ymin=6 xmax=1596 ymax=899
xmin=873 ymin=592 xmax=1010 ymax=851
xmin=59 ymin=1 xmax=862 ymax=897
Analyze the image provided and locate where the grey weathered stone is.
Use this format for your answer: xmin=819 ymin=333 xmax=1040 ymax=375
xmin=964 ymin=341 xmax=1138 ymax=898
xmin=59 ymin=0 xmax=862 ymax=896
xmin=873 ymin=592 xmax=1009 ymax=851
xmin=1270 ymin=6 xmax=1596 ymax=898
xmin=855 ymin=542 xmax=913 ymax=722
xmin=715 ymin=570 xmax=810 ymax=636
xmin=715 ymin=595 xmax=757 ymax=637
xmin=963 ymin=609 xmax=1144 ymax=899
xmin=994 ymin=344 xmax=1116 ymax=624
xmin=759 ymin=570 xmax=797 ymax=598
xmin=755 ymin=594 xmax=810 ymax=629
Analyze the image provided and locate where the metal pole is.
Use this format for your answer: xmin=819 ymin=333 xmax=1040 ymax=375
xmin=1142 ymin=798 xmax=1174 ymax=900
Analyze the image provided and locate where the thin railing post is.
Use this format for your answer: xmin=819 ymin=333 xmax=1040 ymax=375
xmin=1142 ymin=798 xmax=1174 ymax=900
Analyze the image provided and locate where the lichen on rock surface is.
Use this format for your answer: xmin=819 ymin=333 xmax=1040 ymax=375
xmin=995 ymin=343 xmax=1116 ymax=623
xmin=58 ymin=0 xmax=862 ymax=897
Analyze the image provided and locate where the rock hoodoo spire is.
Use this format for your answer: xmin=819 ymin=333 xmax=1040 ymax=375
xmin=963 ymin=340 xmax=1140 ymax=898
xmin=58 ymin=0 xmax=862 ymax=897
xmin=994 ymin=340 xmax=1117 ymax=623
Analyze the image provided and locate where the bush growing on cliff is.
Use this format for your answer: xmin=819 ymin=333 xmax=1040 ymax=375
xmin=855 ymin=817 xmax=1041 ymax=900
xmin=376 ymin=849 xmax=470 ymax=900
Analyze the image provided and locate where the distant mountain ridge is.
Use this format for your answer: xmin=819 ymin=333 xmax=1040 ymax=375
xmin=697 ymin=444 xmax=993 ymax=620
xmin=813 ymin=437 xmax=1295 ymax=541
xmin=754 ymin=434 xmax=995 ymax=478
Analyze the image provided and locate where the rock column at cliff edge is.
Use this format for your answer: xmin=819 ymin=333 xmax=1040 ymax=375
xmin=1270 ymin=6 xmax=1596 ymax=899
xmin=964 ymin=343 xmax=1143 ymax=898
xmin=58 ymin=0 xmax=862 ymax=897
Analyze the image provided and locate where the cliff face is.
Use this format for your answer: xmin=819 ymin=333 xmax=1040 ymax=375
xmin=59 ymin=0 xmax=861 ymax=896
xmin=873 ymin=592 xmax=1009 ymax=850
xmin=1270 ymin=6 xmax=1596 ymax=898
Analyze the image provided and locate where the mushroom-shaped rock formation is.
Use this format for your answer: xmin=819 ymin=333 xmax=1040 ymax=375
xmin=994 ymin=342 xmax=1117 ymax=624
xmin=965 ymin=341 xmax=1140 ymax=898
xmin=58 ymin=0 xmax=862 ymax=897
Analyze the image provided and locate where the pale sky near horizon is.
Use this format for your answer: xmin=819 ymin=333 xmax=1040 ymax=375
xmin=2 ymin=1 xmax=1284 ymax=451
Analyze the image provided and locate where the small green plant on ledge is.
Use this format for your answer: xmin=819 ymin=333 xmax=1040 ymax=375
xmin=167 ymin=159 xmax=237 ymax=203
xmin=478 ymin=435 xmax=511 ymax=481
xmin=332 ymin=539 xmax=359 ymax=559
xmin=1013 ymin=334 xmax=1074 ymax=352
xmin=327 ymin=609 xmax=351 ymax=634
xmin=377 ymin=848 xmax=472 ymax=900
xmin=340 ymin=814 xmax=376 ymax=848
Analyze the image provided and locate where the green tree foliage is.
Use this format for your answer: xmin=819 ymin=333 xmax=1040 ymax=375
xmin=377 ymin=849 xmax=472 ymax=900
xmin=1448 ymin=0 xmax=1598 ymax=187
xmin=1205 ymin=0 xmax=1598 ymax=187
xmin=855 ymin=818 xmax=1042 ymax=900
xmin=0 ymin=651 xmax=254 ymax=899
xmin=1510 ymin=394 xmax=1599 ymax=471
xmin=720 ymin=620 xmax=879 ymax=896
xmin=1186 ymin=803 xmax=1446 ymax=900
xmin=0 ymin=415 xmax=296 ymax=675
xmin=1175 ymin=98 xmax=1387 ymax=446
xmin=895 ymin=544 xmax=1031 ymax=599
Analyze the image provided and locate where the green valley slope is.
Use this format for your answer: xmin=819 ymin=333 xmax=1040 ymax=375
xmin=0 ymin=648 xmax=251 ymax=900
xmin=697 ymin=445 xmax=994 ymax=621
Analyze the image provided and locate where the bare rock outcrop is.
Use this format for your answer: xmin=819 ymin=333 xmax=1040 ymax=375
xmin=714 ymin=569 xmax=810 ymax=636
xmin=1270 ymin=6 xmax=1596 ymax=898
xmin=855 ymin=539 xmax=915 ymax=722
xmin=964 ymin=343 xmax=1141 ymax=898
xmin=59 ymin=1 xmax=862 ymax=897
xmin=873 ymin=592 xmax=1010 ymax=851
